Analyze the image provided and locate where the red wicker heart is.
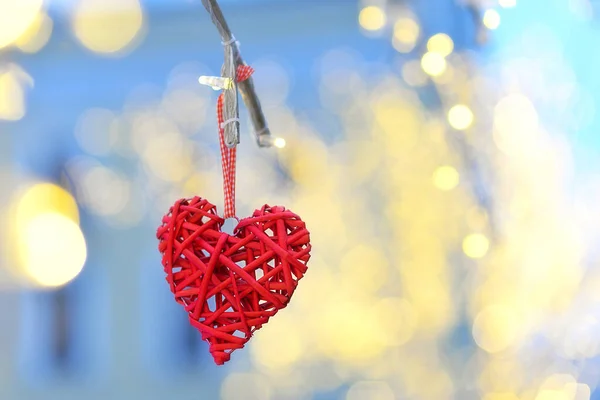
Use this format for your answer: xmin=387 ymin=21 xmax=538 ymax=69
xmin=156 ymin=196 xmax=311 ymax=365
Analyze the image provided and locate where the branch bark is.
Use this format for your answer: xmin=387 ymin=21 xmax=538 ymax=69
xmin=200 ymin=0 xmax=273 ymax=148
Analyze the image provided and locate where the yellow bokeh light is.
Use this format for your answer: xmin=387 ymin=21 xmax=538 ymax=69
xmin=421 ymin=51 xmax=447 ymax=77
xmin=8 ymin=183 xmax=85 ymax=287
xmin=319 ymin=300 xmax=386 ymax=362
xmin=483 ymin=9 xmax=501 ymax=30
xmin=14 ymin=11 xmax=53 ymax=53
xmin=431 ymin=63 xmax=454 ymax=85
xmin=402 ymin=59 xmax=429 ymax=87
xmin=448 ymin=104 xmax=474 ymax=130
xmin=479 ymin=356 xmax=524 ymax=393
xmin=340 ymin=244 xmax=389 ymax=293
xmin=81 ymin=166 xmax=130 ymax=216
xmin=392 ymin=17 xmax=419 ymax=53
xmin=433 ymin=165 xmax=460 ymax=191
xmin=142 ymin=131 xmax=193 ymax=183
xmin=19 ymin=212 xmax=87 ymax=287
xmin=472 ymin=305 xmax=519 ymax=353
xmin=373 ymin=297 xmax=418 ymax=346
xmin=15 ymin=183 xmax=80 ymax=225
xmin=534 ymin=375 xmax=590 ymax=400
xmin=71 ymin=0 xmax=145 ymax=55
xmin=221 ymin=373 xmax=271 ymax=400
xmin=463 ymin=233 xmax=489 ymax=258
xmin=499 ymin=0 xmax=517 ymax=7
xmin=358 ymin=6 xmax=387 ymax=31
xmin=346 ymin=381 xmax=395 ymax=400
xmin=0 ymin=70 xmax=26 ymax=121
xmin=182 ymin=173 xmax=205 ymax=196
xmin=0 ymin=0 xmax=43 ymax=49
xmin=535 ymin=390 xmax=572 ymax=400
xmin=466 ymin=207 xmax=489 ymax=231
xmin=566 ymin=382 xmax=591 ymax=400
xmin=284 ymin=137 xmax=328 ymax=186
xmin=494 ymin=94 xmax=538 ymax=135
xmin=576 ymin=384 xmax=591 ymax=399
xmin=273 ymin=137 xmax=286 ymax=149
xmin=250 ymin=313 xmax=303 ymax=371
xmin=483 ymin=393 xmax=520 ymax=400
xmin=427 ymin=33 xmax=454 ymax=57
xmin=493 ymin=94 xmax=539 ymax=155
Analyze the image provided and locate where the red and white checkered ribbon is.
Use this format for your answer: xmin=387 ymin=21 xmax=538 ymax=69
xmin=217 ymin=64 xmax=254 ymax=219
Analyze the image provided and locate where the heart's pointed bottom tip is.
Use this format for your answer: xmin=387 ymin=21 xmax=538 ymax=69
xmin=213 ymin=352 xmax=231 ymax=366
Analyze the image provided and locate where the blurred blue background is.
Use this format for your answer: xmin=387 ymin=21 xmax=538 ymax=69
xmin=2 ymin=0 xmax=600 ymax=399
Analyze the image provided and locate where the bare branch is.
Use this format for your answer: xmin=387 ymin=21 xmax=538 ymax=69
xmin=200 ymin=0 xmax=273 ymax=148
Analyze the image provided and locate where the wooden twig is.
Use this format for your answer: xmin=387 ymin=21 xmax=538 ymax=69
xmin=200 ymin=0 xmax=273 ymax=148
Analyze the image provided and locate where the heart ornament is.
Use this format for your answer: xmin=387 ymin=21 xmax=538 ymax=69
xmin=157 ymin=196 xmax=311 ymax=364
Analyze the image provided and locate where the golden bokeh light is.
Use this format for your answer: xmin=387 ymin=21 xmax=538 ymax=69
xmin=14 ymin=11 xmax=53 ymax=53
xmin=0 ymin=0 xmax=43 ymax=49
xmin=71 ymin=0 xmax=146 ymax=55
xmin=15 ymin=182 xmax=80 ymax=224
xmin=220 ymin=373 xmax=271 ymax=400
xmin=448 ymin=104 xmax=474 ymax=130
xmin=431 ymin=63 xmax=454 ymax=85
xmin=373 ymin=297 xmax=418 ymax=346
xmin=19 ymin=212 xmax=87 ymax=287
xmin=493 ymin=94 xmax=539 ymax=155
xmin=80 ymin=166 xmax=131 ymax=216
xmin=483 ymin=9 xmax=501 ymax=30
xmin=317 ymin=297 xmax=387 ymax=363
xmin=466 ymin=207 xmax=489 ymax=231
xmin=340 ymin=244 xmax=388 ymax=293
xmin=8 ymin=183 xmax=86 ymax=287
xmin=478 ymin=347 xmax=525 ymax=392
xmin=273 ymin=137 xmax=286 ymax=149
xmin=534 ymin=375 xmax=591 ymax=400
xmin=402 ymin=59 xmax=429 ymax=87
xmin=494 ymin=94 xmax=538 ymax=134
xmin=463 ymin=233 xmax=489 ymax=258
xmin=472 ymin=305 xmax=520 ymax=353
xmin=534 ymin=390 xmax=570 ymax=400
xmin=142 ymin=130 xmax=193 ymax=183
xmin=483 ymin=393 xmax=520 ymax=400
xmin=358 ymin=6 xmax=386 ymax=31
xmin=346 ymin=381 xmax=395 ymax=400
xmin=392 ymin=17 xmax=419 ymax=53
xmin=421 ymin=51 xmax=447 ymax=77
xmin=250 ymin=313 xmax=304 ymax=371
xmin=283 ymin=136 xmax=329 ymax=187
xmin=432 ymin=165 xmax=460 ymax=191
xmin=427 ymin=33 xmax=454 ymax=57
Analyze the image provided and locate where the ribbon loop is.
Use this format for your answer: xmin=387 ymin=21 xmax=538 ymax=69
xmin=217 ymin=65 xmax=255 ymax=219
